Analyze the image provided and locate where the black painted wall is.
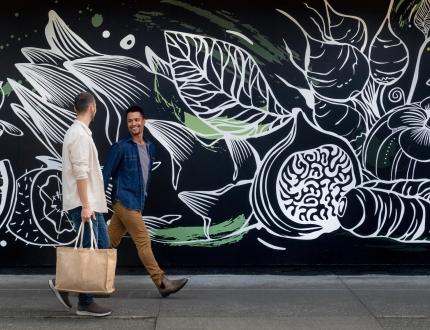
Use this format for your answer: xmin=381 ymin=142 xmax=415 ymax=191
xmin=1 ymin=0 xmax=430 ymax=268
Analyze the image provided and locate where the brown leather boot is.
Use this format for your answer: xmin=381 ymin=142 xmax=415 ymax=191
xmin=158 ymin=276 xmax=188 ymax=298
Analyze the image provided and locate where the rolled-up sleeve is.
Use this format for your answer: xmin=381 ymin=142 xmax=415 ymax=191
xmin=68 ymin=133 xmax=91 ymax=180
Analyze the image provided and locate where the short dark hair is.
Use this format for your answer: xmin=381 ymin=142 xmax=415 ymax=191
xmin=74 ymin=92 xmax=95 ymax=114
xmin=126 ymin=105 xmax=145 ymax=118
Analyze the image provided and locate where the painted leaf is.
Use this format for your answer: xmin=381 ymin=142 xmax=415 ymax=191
xmin=8 ymin=79 xmax=75 ymax=159
xmin=64 ymin=55 xmax=151 ymax=143
xmin=145 ymin=119 xmax=258 ymax=190
xmin=163 ymin=30 xmax=291 ymax=138
xmin=15 ymin=63 xmax=88 ymax=109
xmin=0 ymin=120 xmax=23 ymax=137
xmin=145 ymin=119 xmax=196 ymax=190
xmin=414 ymin=0 xmax=430 ymax=38
xmin=65 ymin=55 xmax=150 ymax=108
xmin=179 ymin=181 xmax=252 ymax=238
xmin=21 ymin=47 xmax=66 ymax=66
xmin=45 ymin=10 xmax=99 ymax=59
xmin=145 ymin=215 xmax=182 ymax=230
xmin=145 ymin=46 xmax=173 ymax=81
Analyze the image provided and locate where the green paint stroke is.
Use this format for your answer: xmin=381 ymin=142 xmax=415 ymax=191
xmin=162 ymin=0 xmax=285 ymax=65
xmin=154 ymin=73 xmax=273 ymax=139
xmin=162 ymin=0 xmax=235 ymax=29
xmin=185 ymin=113 xmax=271 ymax=139
xmin=206 ymin=115 xmax=273 ymax=137
xmin=134 ymin=11 xmax=164 ymax=23
xmin=91 ymin=14 xmax=103 ymax=28
xmin=215 ymin=9 xmax=240 ymax=24
xmin=241 ymin=23 xmax=290 ymax=63
xmin=180 ymin=22 xmax=197 ymax=30
xmin=152 ymin=214 xmax=247 ymax=247
xmin=1 ymin=81 xmax=13 ymax=97
xmin=153 ymin=74 xmax=184 ymax=121
xmin=153 ymin=74 xmax=223 ymax=139
xmin=184 ymin=113 xmax=223 ymax=139
xmin=396 ymin=0 xmax=421 ymax=28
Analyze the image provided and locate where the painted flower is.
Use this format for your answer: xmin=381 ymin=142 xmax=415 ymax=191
xmin=364 ymin=97 xmax=430 ymax=180
xmin=388 ymin=97 xmax=430 ymax=162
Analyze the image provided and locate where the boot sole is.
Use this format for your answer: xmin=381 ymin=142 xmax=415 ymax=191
xmin=76 ymin=310 xmax=112 ymax=317
xmin=48 ymin=279 xmax=72 ymax=309
xmin=160 ymin=279 xmax=189 ymax=298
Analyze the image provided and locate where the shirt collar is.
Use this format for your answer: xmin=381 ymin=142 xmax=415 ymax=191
xmin=125 ymin=134 xmax=149 ymax=145
xmin=74 ymin=119 xmax=92 ymax=136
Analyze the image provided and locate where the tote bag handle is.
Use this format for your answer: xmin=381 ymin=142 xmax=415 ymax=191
xmin=73 ymin=220 xmax=98 ymax=250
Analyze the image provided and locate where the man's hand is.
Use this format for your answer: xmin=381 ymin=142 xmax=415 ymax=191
xmin=81 ymin=206 xmax=95 ymax=223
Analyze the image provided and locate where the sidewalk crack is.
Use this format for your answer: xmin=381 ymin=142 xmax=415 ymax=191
xmin=338 ymin=276 xmax=384 ymax=329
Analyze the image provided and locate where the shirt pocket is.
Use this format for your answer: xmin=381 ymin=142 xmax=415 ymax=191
xmin=123 ymin=154 xmax=138 ymax=171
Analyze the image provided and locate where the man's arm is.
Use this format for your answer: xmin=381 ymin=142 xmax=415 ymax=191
xmin=102 ymin=143 xmax=121 ymax=191
xmin=69 ymin=135 xmax=94 ymax=222
xmin=77 ymin=179 xmax=94 ymax=222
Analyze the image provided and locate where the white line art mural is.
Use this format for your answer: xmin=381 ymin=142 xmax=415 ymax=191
xmin=250 ymin=109 xmax=361 ymax=240
xmin=1 ymin=0 xmax=430 ymax=259
xmin=338 ymin=179 xmax=430 ymax=243
xmin=7 ymin=157 xmax=75 ymax=247
xmin=0 ymin=160 xmax=16 ymax=231
xmin=145 ymin=119 xmax=259 ymax=190
xmin=0 ymin=81 xmax=23 ymax=138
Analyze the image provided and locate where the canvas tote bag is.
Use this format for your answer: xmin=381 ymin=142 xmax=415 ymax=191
xmin=55 ymin=221 xmax=117 ymax=294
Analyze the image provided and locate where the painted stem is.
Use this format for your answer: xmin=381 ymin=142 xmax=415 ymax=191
xmin=407 ymin=37 xmax=430 ymax=104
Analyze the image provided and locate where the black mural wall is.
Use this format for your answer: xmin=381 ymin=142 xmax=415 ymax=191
xmin=1 ymin=0 xmax=430 ymax=267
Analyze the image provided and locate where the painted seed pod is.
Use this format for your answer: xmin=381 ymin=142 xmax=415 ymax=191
xmin=314 ymin=97 xmax=367 ymax=154
xmin=325 ymin=0 xmax=368 ymax=51
xmin=306 ymin=38 xmax=370 ymax=101
xmin=250 ymin=109 xmax=361 ymax=240
xmin=363 ymin=98 xmax=430 ymax=180
xmin=338 ymin=186 xmax=430 ymax=243
xmin=277 ymin=9 xmax=370 ymax=102
xmin=368 ymin=2 xmax=409 ymax=86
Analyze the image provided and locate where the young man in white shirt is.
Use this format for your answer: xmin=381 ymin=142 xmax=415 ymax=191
xmin=49 ymin=92 xmax=111 ymax=317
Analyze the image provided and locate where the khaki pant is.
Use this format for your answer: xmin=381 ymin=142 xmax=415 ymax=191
xmin=109 ymin=201 xmax=164 ymax=286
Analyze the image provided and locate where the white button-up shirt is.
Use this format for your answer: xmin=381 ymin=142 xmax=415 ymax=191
xmin=62 ymin=120 xmax=108 ymax=213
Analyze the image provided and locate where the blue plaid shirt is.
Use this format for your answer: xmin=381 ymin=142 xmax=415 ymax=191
xmin=103 ymin=136 xmax=156 ymax=212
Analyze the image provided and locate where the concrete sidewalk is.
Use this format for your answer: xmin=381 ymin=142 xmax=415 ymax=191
xmin=0 ymin=274 xmax=429 ymax=329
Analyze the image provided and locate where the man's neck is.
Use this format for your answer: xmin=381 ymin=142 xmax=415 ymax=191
xmin=132 ymin=135 xmax=144 ymax=145
xmin=76 ymin=114 xmax=91 ymax=127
